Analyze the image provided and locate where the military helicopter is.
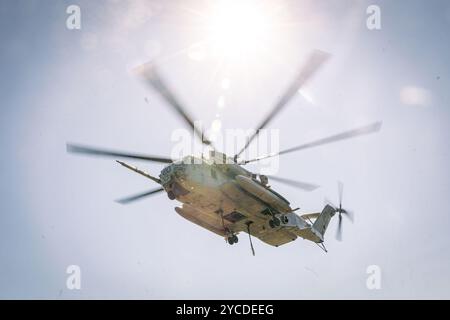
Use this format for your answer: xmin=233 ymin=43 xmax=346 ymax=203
xmin=67 ymin=50 xmax=381 ymax=254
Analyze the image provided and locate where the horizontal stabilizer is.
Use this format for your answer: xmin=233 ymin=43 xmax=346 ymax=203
xmin=301 ymin=212 xmax=320 ymax=221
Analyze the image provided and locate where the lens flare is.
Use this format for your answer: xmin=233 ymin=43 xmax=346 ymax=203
xmin=207 ymin=1 xmax=275 ymax=58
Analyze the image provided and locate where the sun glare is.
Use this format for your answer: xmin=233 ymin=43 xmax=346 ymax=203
xmin=207 ymin=1 xmax=275 ymax=58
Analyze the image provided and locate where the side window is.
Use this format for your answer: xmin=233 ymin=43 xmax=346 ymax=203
xmin=211 ymin=168 xmax=217 ymax=179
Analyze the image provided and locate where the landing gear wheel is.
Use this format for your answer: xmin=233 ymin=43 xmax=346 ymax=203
xmin=167 ymin=191 xmax=176 ymax=200
xmin=227 ymin=234 xmax=238 ymax=245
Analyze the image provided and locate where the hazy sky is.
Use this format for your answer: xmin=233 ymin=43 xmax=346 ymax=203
xmin=1 ymin=0 xmax=450 ymax=299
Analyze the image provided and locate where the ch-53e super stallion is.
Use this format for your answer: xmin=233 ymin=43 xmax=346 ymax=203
xmin=67 ymin=50 xmax=381 ymax=254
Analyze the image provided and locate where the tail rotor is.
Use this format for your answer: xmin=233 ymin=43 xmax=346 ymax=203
xmin=326 ymin=181 xmax=354 ymax=241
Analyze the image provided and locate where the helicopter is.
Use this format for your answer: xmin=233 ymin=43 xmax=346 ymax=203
xmin=67 ymin=50 xmax=381 ymax=254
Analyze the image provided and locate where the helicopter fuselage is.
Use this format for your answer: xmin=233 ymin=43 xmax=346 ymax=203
xmin=158 ymin=154 xmax=322 ymax=247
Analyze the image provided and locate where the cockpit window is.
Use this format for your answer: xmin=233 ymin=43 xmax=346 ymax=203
xmin=180 ymin=155 xmax=204 ymax=165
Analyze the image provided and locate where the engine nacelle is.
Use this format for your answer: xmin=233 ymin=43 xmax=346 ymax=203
xmin=235 ymin=175 xmax=292 ymax=213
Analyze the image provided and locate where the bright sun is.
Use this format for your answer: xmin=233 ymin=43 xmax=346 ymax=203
xmin=207 ymin=1 xmax=275 ymax=58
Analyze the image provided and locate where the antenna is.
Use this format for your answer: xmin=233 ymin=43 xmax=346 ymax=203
xmin=246 ymin=221 xmax=256 ymax=256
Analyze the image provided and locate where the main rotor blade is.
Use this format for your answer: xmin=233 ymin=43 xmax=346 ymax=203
xmin=235 ymin=50 xmax=331 ymax=158
xmin=134 ymin=63 xmax=212 ymax=146
xmin=116 ymin=160 xmax=161 ymax=185
xmin=67 ymin=144 xmax=173 ymax=163
xmin=116 ymin=187 xmax=165 ymax=204
xmin=266 ymin=175 xmax=319 ymax=192
xmin=243 ymin=122 xmax=382 ymax=164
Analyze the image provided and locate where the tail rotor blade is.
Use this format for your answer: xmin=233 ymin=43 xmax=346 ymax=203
xmin=332 ymin=181 xmax=354 ymax=241
xmin=338 ymin=180 xmax=343 ymax=208
xmin=343 ymin=210 xmax=354 ymax=223
xmin=336 ymin=215 xmax=343 ymax=241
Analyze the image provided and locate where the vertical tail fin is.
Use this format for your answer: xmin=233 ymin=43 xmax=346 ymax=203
xmin=312 ymin=205 xmax=336 ymax=242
